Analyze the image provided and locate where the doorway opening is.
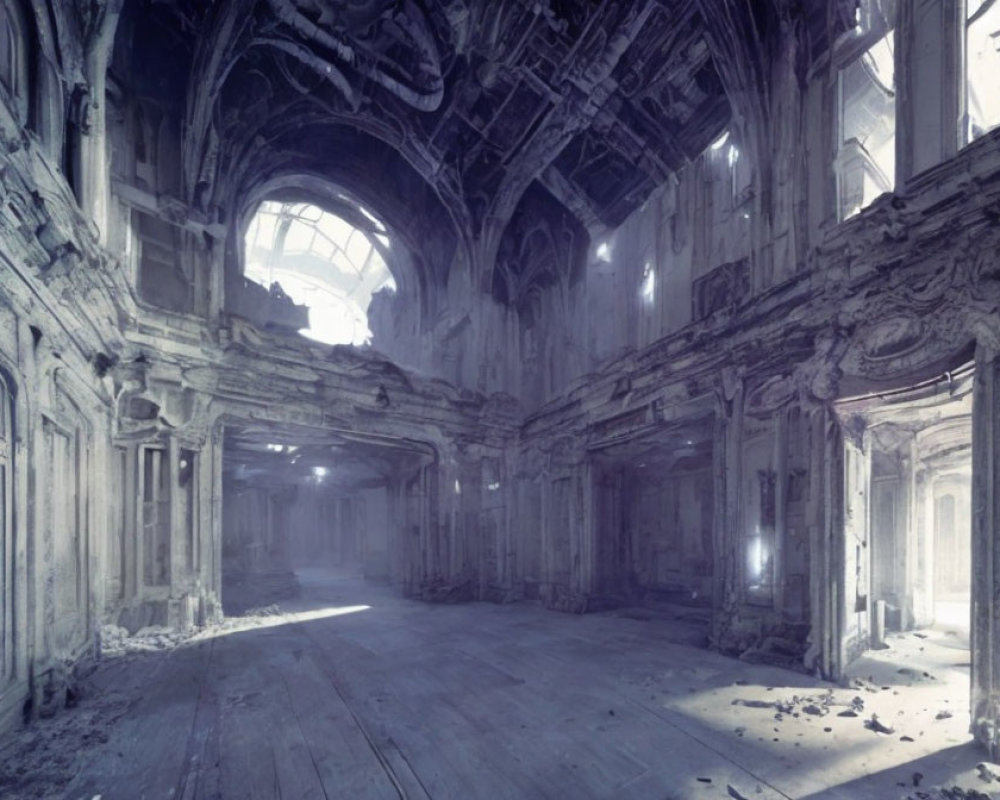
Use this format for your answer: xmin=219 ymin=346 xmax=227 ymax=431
xmin=855 ymin=367 xmax=973 ymax=646
xmin=220 ymin=424 xmax=431 ymax=615
xmin=589 ymin=416 xmax=715 ymax=643
xmin=835 ymin=363 xmax=973 ymax=744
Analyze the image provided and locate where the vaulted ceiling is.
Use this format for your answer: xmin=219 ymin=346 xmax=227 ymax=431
xmin=108 ymin=0 xmax=843 ymax=305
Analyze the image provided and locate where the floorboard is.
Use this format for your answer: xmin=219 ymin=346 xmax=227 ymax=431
xmin=3 ymin=570 xmax=988 ymax=800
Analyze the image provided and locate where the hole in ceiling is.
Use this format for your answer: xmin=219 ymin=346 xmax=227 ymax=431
xmin=243 ymin=200 xmax=397 ymax=346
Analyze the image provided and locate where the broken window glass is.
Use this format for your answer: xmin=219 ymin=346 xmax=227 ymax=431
xmin=967 ymin=0 xmax=1000 ymax=141
xmin=837 ymin=28 xmax=896 ymax=219
xmin=243 ymin=201 xmax=396 ymax=346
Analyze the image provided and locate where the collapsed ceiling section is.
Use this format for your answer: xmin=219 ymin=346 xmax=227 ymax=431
xmin=115 ymin=0 xmax=743 ymax=300
xmin=243 ymin=199 xmax=396 ymax=345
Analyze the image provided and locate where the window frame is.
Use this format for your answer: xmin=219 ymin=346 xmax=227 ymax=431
xmin=834 ymin=22 xmax=898 ymax=221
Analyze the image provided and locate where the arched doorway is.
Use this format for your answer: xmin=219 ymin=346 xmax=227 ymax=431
xmin=832 ymin=362 xmax=978 ymax=748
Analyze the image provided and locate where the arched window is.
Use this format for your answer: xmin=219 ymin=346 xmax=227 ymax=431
xmin=0 ymin=1 xmax=29 ymax=122
xmin=243 ymin=200 xmax=397 ymax=346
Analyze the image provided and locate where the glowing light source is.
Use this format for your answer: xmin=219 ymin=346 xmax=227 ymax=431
xmin=710 ymin=130 xmax=730 ymax=150
xmin=641 ymin=262 xmax=656 ymax=303
xmin=748 ymin=526 xmax=770 ymax=586
xmin=267 ymin=443 xmax=285 ymax=452
xmin=454 ymin=479 xmax=462 ymax=495
xmin=595 ymin=241 xmax=612 ymax=262
xmin=749 ymin=535 xmax=763 ymax=581
xmin=312 ymin=466 xmax=328 ymax=480
xmin=243 ymin=200 xmax=396 ymax=346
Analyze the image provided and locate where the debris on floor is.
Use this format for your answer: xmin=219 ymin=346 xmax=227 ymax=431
xmin=99 ymin=624 xmax=193 ymax=656
xmin=0 ymin=662 xmax=131 ymax=800
xmin=865 ymin=714 xmax=895 ymax=735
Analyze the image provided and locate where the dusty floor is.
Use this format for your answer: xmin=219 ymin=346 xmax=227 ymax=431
xmin=0 ymin=570 xmax=997 ymax=800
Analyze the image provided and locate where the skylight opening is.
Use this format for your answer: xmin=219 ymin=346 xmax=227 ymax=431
xmin=243 ymin=200 xmax=397 ymax=346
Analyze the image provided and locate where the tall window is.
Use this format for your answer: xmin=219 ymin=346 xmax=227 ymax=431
xmin=967 ymin=0 xmax=1000 ymax=141
xmin=243 ymin=201 xmax=396 ymax=346
xmin=837 ymin=28 xmax=896 ymax=219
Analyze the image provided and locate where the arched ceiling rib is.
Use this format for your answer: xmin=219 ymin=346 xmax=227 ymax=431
xmin=228 ymin=122 xmax=459 ymax=293
xmin=121 ymin=1 xmax=737 ymax=232
xmin=111 ymin=0 xmax=844 ymax=302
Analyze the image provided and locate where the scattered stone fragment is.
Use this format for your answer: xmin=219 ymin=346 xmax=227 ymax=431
xmin=697 ymin=776 xmax=712 ymax=783
xmin=935 ymin=710 xmax=953 ymax=720
xmin=727 ymin=785 xmax=750 ymax=800
xmin=864 ymin=714 xmax=894 ymax=734
xmin=732 ymin=699 xmax=776 ymax=709
xmin=938 ymin=787 xmax=991 ymax=800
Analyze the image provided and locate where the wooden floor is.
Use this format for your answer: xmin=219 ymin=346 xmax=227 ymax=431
xmin=20 ymin=570 xmax=988 ymax=799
